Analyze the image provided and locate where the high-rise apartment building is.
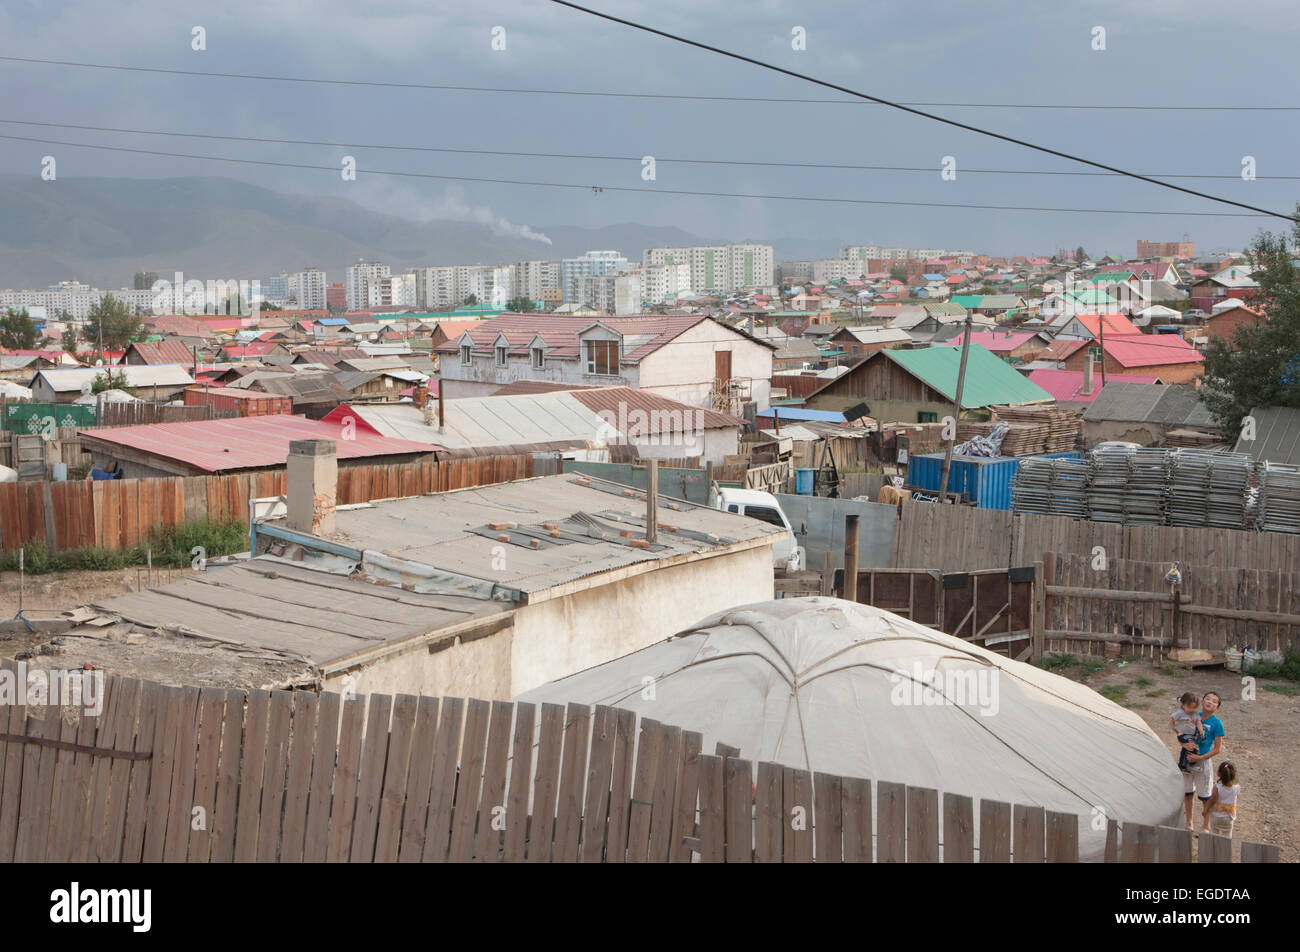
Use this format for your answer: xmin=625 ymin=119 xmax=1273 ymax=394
xmin=561 ymin=251 xmax=627 ymax=303
xmin=345 ymin=261 xmax=390 ymax=311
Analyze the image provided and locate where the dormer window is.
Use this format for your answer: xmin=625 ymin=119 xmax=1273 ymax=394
xmin=531 ymin=345 xmax=545 ymax=370
xmin=495 ymin=343 xmax=508 ymax=366
xmin=585 ymin=339 xmax=619 ymax=376
xmin=460 ymin=344 xmax=472 ymax=364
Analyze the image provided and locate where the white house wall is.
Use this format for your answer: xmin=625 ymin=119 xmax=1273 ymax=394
xmin=635 ymin=321 xmax=772 ymax=410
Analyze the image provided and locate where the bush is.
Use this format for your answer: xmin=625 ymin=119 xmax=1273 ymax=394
xmin=1098 ymin=684 xmax=1129 ymax=703
xmin=0 ymin=520 xmax=248 ymax=575
xmin=1243 ymin=646 xmax=1300 ymax=682
xmin=1040 ymin=653 xmax=1078 ymax=672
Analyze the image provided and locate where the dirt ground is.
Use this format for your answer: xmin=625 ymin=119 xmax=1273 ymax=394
xmin=1059 ymin=655 xmax=1298 ymax=861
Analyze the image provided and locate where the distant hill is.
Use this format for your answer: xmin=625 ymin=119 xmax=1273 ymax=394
xmin=0 ymin=175 xmax=844 ymax=289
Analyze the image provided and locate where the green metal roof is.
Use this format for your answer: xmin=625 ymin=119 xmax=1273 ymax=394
xmin=883 ymin=344 xmax=1054 ymax=408
xmin=1093 ymin=272 xmax=1135 ymax=283
xmin=950 ymin=294 xmax=1024 ymax=309
xmin=1064 ymin=288 xmax=1116 ymax=304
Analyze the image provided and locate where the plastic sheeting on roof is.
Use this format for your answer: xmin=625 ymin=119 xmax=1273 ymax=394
xmin=517 ymin=597 xmax=1183 ymax=860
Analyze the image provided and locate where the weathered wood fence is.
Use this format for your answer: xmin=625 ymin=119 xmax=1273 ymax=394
xmin=893 ymin=504 xmax=1300 ymax=575
xmin=1038 ymin=552 xmax=1300 ymax=657
xmin=0 ymin=454 xmax=533 ymax=556
xmin=0 ymin=670 xmax=1279 ymax=863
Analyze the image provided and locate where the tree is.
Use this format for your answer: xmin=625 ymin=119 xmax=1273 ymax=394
xmin=82 ymin=293 xmax=144 ymax=355
xmin=91 ymin=369 xmax=130 ymax=394
xmin=0 ymin=308 xmax=40 ymax=350
xmin=60 ymin=327 xmax=80 ymax=355
xmin=463 ymin=294 xmax=479 ymax=307
xmin=1199 ymin=209 xmax=1300 ymax=442
xmin=888 ymin=265 xmax=908 ymax=283
xmin=1076 ymin=246 xmax=1088 ymax=262
xmin=505 ymin=296 xmax=534 ymax=312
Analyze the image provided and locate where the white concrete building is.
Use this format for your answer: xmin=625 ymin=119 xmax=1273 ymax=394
xmin=561 ymin=251 xmax=627 ymax=303
xmin=296 ymin=268 xmax=327 ymax=309
xmin=643 ymin=244 xmax=774 ymax=293
xmin=435 ymin=312 xmax=775 ymax=410
xmin=345 ymin=261 xmax=390 ymax=311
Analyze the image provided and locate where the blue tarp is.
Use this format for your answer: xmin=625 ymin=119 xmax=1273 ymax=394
xmin=756 ymin=407 xmax=847 ymax=423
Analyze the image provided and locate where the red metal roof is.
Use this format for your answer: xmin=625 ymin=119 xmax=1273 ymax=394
xmin=940 ymin=331 xmax=1039 ymax=352
xmin=1040 ymin=337 xmax=1088 ymax=361
xmin=77 ymin=415 xmax=438 ymax=473
xmin=127 ymin=340 xmax=197 ymax=365
xmin=1027 ymin=369 xmax=1158 ymax=403
xmin=1074 ymin=313 xmax=1140 ymax=337
xmin=222 ymin=341 xmax=281 ymax=358
xmin=1102 ymin=334 xmax=1204 ymax=368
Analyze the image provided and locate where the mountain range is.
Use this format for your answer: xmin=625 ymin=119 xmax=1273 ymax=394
xmin=0 ymin=175 xmax=842 ymax=290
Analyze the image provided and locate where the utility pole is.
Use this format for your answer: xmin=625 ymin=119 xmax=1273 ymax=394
xmin=938 ymin=311 xmax=974 ymax=503
xmin=1097 ymin=313 xmax=1107 ymax=388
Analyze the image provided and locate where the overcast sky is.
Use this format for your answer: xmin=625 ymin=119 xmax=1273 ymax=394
xmin=2 ymin=0 xmax=1298 ymax=258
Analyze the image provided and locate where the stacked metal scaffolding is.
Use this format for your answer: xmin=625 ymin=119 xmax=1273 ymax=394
xmin=1012 ymin=446 xmax=1260 ymax=531
xmin=1010 ymin=456 xmax=1089 ymax=518
xmin=1257 ymin=462 xmax=1300 ymax=534
xmin=1166 ymin=450 xmax=1253 ymax=529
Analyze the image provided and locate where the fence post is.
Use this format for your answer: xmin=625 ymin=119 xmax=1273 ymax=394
xmin=1041 ymin=551 xmax=1055 ymax=655
xmin=1032 ymin=559 xmax=1045 ymax=662
xmin=843 ymin=514 xmax=859 ymax=602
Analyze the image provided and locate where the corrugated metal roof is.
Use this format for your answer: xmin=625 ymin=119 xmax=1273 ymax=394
xmin=882 ymin=345 xmax=1054 ymax=408
xmin=1027 ymin=370 xmax=1158 ymax=404
xmin=1082 ymin=382 xmax=1217 ymax=426
xmin=33 ymin=365 xmax=195 ymax=391
xmin=1102 ymin=334 xmax=1203 ymax=368
xmin=1234 ymin=406 xmax=1300 ymax=464
xmin=77 ymin=414 xmax=438 ymax=472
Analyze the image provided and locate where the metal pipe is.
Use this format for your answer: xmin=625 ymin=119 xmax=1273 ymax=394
xmin=646 ymin=459 xmax=658 ymax=543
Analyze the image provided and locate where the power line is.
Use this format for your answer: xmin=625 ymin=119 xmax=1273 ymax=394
xmin=0 ymin=132 xmax=1271 ymax=218
xmin=550 ymin=0 xmax=1299 ymax=222
xmin=2 ymin=118 xmax=1296 ymax=181
xmin=0 ymin=53 xmax=1296 ymax=112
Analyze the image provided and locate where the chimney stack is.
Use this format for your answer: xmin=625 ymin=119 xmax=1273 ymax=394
xmin=1083 ymin=355 xmax=1096 ymax=396
xmin=413 ymin=381 xmax=428 ymax=409
xmin=286 ymin=439 xmax=337 ymax=535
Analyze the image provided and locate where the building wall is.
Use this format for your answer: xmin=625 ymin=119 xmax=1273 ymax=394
xmin=1060 ymin=346 xmax=1202 ymax=383
xmin=324 ymin=544 xmax=774 ymax=700
xmin=1205 ymin=309 xmax=1261 ymax=348
xmin=635 ymin=320 xmax=773 ymax=410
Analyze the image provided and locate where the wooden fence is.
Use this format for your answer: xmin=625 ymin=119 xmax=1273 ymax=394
xmin=1041 ymin=552 xmax=1300 ymax=657
xmin=0 ymin=668 xmax=1278 ymax=863
xmin=0 ymin=454 xmax=533 ymax=556
xmin=893 ymin=504 xmax=1300 ymax=576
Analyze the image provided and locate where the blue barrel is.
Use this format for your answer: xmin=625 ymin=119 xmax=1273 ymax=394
xmin=795 ymin=468 xmax=815 ymax=495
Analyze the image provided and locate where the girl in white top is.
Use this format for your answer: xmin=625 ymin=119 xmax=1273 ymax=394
xmin=1206 ymin=761 xmax=1240 ymax=838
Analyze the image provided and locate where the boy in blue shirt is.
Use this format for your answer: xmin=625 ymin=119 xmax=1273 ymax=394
xmin=1181 ymin=691 xmax=1225 ymax=832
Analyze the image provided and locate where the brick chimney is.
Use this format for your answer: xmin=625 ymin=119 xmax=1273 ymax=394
xmin=412 ymin=381 xmax=428 ymax=409
xmin=286 ymin=439 xmax=337 ymax=535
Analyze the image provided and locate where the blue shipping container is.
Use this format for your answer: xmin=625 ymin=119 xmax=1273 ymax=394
xmin=795 ymin=468 xmax=815 ymax=495
xmin=907 ymin=451 xmax=1082 ymax=510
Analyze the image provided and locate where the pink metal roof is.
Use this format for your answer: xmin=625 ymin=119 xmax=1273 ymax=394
xmin=1074 ymin=313 xmax=1140 ymax=337
xmin=77 ymin=415 xmax=438 ymax=473
xmin=1102 ymin=334 xmax=1204 ymax=368
xmin=940 ymin=331 xmax=1038 ymax=352
xmin=1027 ymin=369 xmax=1158 ymax=403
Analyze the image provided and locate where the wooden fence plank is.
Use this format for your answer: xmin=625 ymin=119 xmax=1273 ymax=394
xmin=841 ymin=776 xmax=873 ymax=863
xmin=254 ymin=690 xmax=294 ymax=863
xmin=783 ymin=767 xmax=814 ymax=863
xmin=119 ymin=680 xmax=162 ymax=862
xmin=647 ymin=724 xmax=682 ymax=862
xmin=876 ymin=780 xmax=906 ymax=863
xmin=625 ymin=718 xmax=662 ymax=863
xmin=502 ymin=702 xmax=536 ymax=863
xmin=474 ymin=700 xmax=514 ymax=863
xmin=88 ymin=676 xmax=139 ymax=863
xmin=280 ymin=691 xmax=319 ymax=863
xmin=1121 ymin=823 xmax=1158 ymax=862
xmin=162 ymin=686 xmax=202 ymax=863
xmin=813 ymin=773 xmax=844 ymax=863
xmin=579 ymin=705 xmax=616 ymax=863
xmin=186 ymin=687 xmax=227 ymax=863
xmin=754 ymin=761 xmax=784 ymax=863
xmin=695 ymin=754 xmax=725 ymax=863
xmin=421 ymin=696 xmax=464 ymax=862
xmin=979 ymin=799 xmax=1011 ymax=863
xmin=552 ymin=703 xmax=591 ymax=863
xmin=326 ymin=695 xmax=365 ymax=862
xmin=1013 ymin=804 xmax=1045 ymax=863
xmin=208 ymin=688 xmax=244 ymax=864
xmin=905 ymin=786 xmax=939 ymax=863
xmin=723 ymin=755 xmax=753 ymax=863
xmin=1045 ymin=811 xmax=1080 ymax=863
xmin=1197 ymin=832 xmax=1232 ymax=863
xmin=1240 ymin=841 xmax=1279 ymax=862
xmin=943 ymin=793 xmax=975 ymax=863
xmin=0 ymin=668 xmax=26 ymax=862
xmin=446 ymin=697 xmax=490 ymax=862
xmin=302 ymin=691 xmax=341 ymax=864
xmin=524 ymin=702 xmax=565 ymax=863
xmin=232 ymin=690 xmax=270 ymax=863
xmin=395 ymin=696 xmax=439 ymax=864
xmin=603 ymin=707 xmax=636 ymax=863
xmin=349 ymin=693 xmax=393 ymax=863
xmin=140 ymin=686 xmax=182 ymax=863
xmin=669 ymin=730 xmax=703 ymax=864
xmin=372 ymin=694 xmax=417 ymax=863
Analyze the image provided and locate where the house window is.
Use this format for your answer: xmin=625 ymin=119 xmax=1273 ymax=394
xmin=531 ymin=347 xmax=544 ymax=370
xmin=459 ymin=344 xmax=471 ymax=365
xmin=495 ymin=344 xmax=508 ymax=367
xmin=585 ymin=339 xmax=620 ymax=376
xmin=918 ymin=411 xmax=938 ymax=423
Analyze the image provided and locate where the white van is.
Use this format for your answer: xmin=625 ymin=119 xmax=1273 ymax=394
xmin=709 ymin=486 xmax=803 ymax=572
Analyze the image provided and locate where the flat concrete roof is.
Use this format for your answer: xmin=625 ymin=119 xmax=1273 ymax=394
xmin=279 ymin=473 xmax=783 ymax=597
xmin=58 ymin=558 xmax=511 ymax=689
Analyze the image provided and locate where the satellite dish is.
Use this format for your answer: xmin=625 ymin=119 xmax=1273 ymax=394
xmin=80 ymin=381 xmax=92 ymax=396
